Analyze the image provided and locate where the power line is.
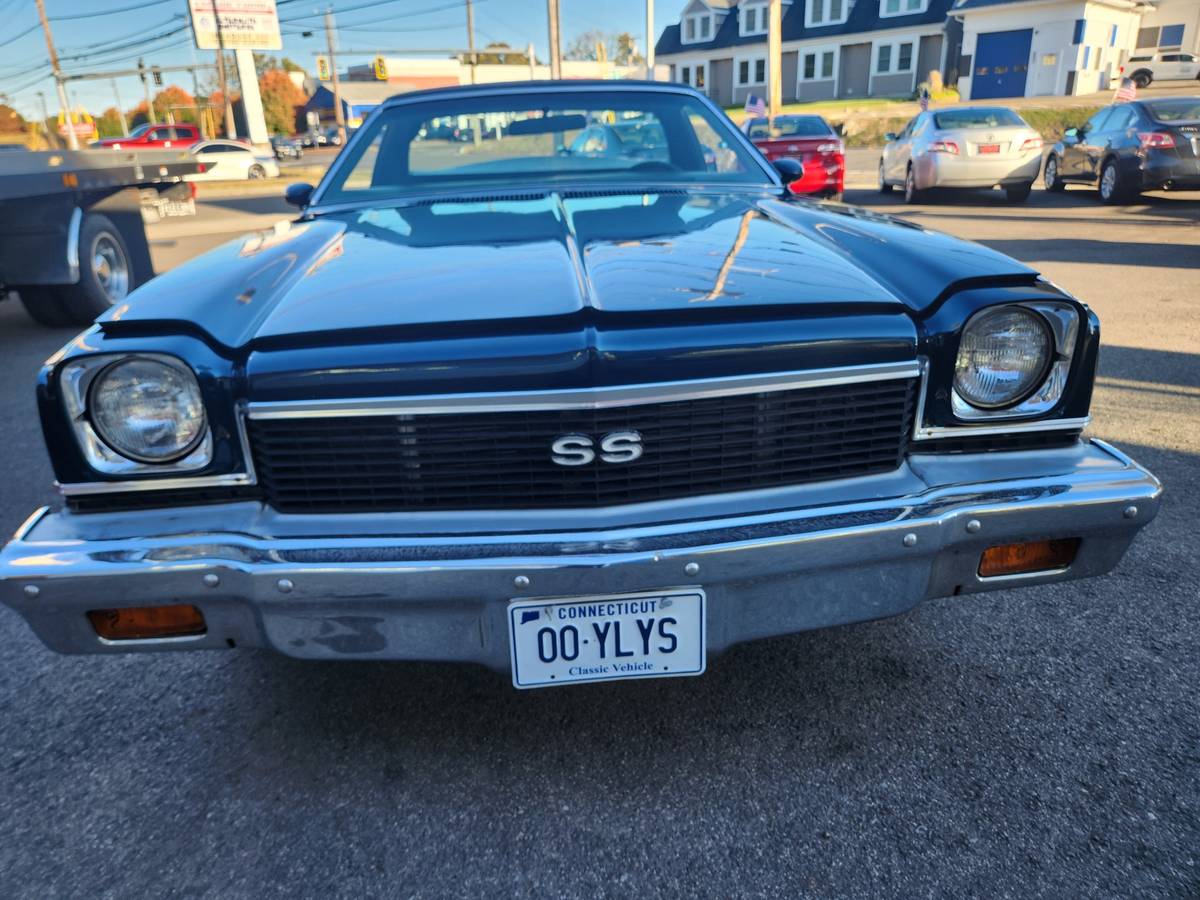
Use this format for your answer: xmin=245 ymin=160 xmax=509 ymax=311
xmin=58 ymin=23 xmax=189 ymax=63
xmin=282 ymin=0 xmax=486 ymax=24
xmin=49 ymin=0 xmax=174 ymax=21
xmin=0 ymin=21 xmax=42 ymax=51
xmin=59 ymin=15 xmax=182 ymax=53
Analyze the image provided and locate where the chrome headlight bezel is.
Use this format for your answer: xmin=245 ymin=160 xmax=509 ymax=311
xmin=60 ymin=353 xmax=212 ymax=476
xmin=952 ymin=302 xmax=1078 ymax=421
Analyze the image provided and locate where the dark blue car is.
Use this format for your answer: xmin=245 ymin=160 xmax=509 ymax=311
xmin=1044 ymin=96 xmax=1200 ymax=202
xmin=0 ymin=81 xmax=1160 ymax=689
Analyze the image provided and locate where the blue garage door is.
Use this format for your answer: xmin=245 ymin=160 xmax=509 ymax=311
xmin=971 ymin=29 xmax=1033 ymax=99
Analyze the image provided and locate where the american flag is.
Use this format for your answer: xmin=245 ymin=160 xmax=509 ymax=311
xmin=744 ymin=94 xmax=766 ymax=117
xmin=1115 ymin=77 xmax=1137 ymax=102
xmin=918 ymin=89 xmax=930 ymax=112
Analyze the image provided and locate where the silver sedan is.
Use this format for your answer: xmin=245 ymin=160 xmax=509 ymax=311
xmin=879 ymin=106 xmax=1045 ymax=203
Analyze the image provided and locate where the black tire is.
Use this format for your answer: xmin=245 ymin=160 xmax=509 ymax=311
xmin=1043 ymin=154 xmax=1065 ymax=192
xmin=1132 ymin=71 xmax=1152 ymax=88
xmin=17 ymin=286 xmax=74 ymax=327
xmin=1098 ymin=158 xmax=1133 ymax=204
xmin=878 ymin=161 xmax=893 ymax=193
xmin=825 ymin=191 xmax=844 ymax=202
xmin=248 ymin=164 xmax=267 ymax=179
xmin=1006 ymin=183 xmax=1033 ymax=203
xmin=903 ymin=165 xmax=922 ymax=204
xmin=58 ymin=212 xmax=133 ymax=324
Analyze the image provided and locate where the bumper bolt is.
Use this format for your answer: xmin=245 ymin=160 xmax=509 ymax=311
xmin=513 ymin=575 xmax=530 ymax=589
xmin=276 ymin=578 xmax=294 ymax=593
xmin=684 ymin=562 xmax=700 ymax=577
xmin=22 ymin=585 xmax=39 ymax=599
xmin=902 ymin=533 xmax=918 ymax=548
xmin=1123 ymin=505 xmax=1138 ymax=519
xmin=203 ymin=573 xmax=220 ymax=588
xmin=966 ymin=519 xmax=982 ymax=533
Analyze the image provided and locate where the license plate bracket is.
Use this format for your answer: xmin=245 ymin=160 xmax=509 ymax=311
xmin=508 ymin=589 xmax=706 ymax=689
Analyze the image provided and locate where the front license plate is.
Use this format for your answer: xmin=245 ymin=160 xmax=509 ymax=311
xmin=508 ymin=590 xmax=706 ymax=689
xmin=978 ymin=143 xmax=1001 ymax=154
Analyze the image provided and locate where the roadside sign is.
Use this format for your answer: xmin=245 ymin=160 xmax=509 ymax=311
xmin=57 ymin=111 xmax=97 ymax=141
xmin=188 ymin=0 xmax=282 ymax=51
xmin=374 ymin=56 xmax=388 ymax=80
xmin=316 ymin=55 xmax=331 ymax=81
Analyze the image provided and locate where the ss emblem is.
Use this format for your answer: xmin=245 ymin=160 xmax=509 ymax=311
xmin=550 ymin=431 xmax=643 ymax=466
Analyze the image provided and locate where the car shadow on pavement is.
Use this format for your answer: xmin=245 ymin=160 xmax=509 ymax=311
xmin=846 ymin=188 xmax=1200 ymax=221
xmin=980 ymin=236 xmax=1199 ymax=269
xmin=1099 ymin=345 xmax=1200 ymax=390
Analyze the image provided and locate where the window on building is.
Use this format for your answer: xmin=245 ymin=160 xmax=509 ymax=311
xmin=1160 ymin=24 xmax=1185 ymax=47
xmin=680 ymin=65 xmax=691 ymax=85
xmin=1072 ymin=19 xmax=1086 ymax=45
xmin=755 ymin=58 xmax=766 ymax=82
xmin=807 ymin=0 xmax=849 ymax=27
xmin=874 ymin=41 xmax=914 ymax=74
xmin=1136 ymin=26 xmax=1158 ymax=49
xmin=700 ymin=15 xmax=711 ymax=38
xmin=739 ymin=59 xmax=750 ymax=83
xmin=736 ymin=56 xmax=767 ymax=85
xmin=683 ymin=13 xmax=712 ymax=43
xmin=877 ymin=44 xmax=892 ymax=72
xmin=801 ymin=49 xmax=837 ymax=80
xmin=898 ymin=42 xmax=913 ymax=71
xmin=821 ymin=50 xmax=835 ymax=78
xmin=881 ymin=0 xmax=927 ymax=17
xmin=741 ymin=3 xmax=767 ymax=35
xmin=1082 ymin=46 xmax=1090 ymax=68
xmin=1109 ymin=24 xmax=1118 ymax=47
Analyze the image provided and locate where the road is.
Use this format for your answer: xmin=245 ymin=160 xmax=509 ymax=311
xmin=0 ymin=185 xmax=1197 ymax=898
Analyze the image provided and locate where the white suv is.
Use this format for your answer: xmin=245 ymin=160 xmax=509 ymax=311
xmin=1122 ymin=51 xmax=1200 ymax=87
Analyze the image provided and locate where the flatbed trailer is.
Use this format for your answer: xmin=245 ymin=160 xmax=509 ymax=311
xmin=0 ymin=149 xmax=201 ymax=326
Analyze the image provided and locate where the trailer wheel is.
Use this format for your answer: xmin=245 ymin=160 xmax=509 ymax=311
xmin=17 ymin=287 xmax=74 ymax=327
xmin=59 ymin=213 xmax=132 ymax=324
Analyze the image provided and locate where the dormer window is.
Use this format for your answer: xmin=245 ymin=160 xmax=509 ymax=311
xmin=740 ymin=2 xmax=768 ymax=36
xmin=806 ymin=0 xmax=848 ymax=28
xmin=683 ymin=11 xmax=714 ymax=43
xmin=880 ymin=0 xmax=928 ymax=17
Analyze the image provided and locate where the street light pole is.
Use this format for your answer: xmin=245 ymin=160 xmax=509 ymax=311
xmin=325 ymin=8 xmax=347 ymax=144
xmin=110 ymin=79 xmax=130 ymax=137
xmin=465 ymin=0 xmax=477 ymax=84
xmin=546 ymin=0 xmax=562 ymax=80
xmin=767 ymin=0 xmax=782 ymax=118
xmin=646 ymin=0 xmax=655 ymax=80
xmin=34 ymin=0 xmax=78 ymax=149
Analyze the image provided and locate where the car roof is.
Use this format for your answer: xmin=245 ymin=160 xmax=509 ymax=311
xmin=193 ymin=140 xmax=251 ymax=151
xmin=378 ymin=79 xmax=703 ymax=112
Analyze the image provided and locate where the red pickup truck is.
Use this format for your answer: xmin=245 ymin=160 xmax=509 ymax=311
xmin=93 ymin=123 xmax=202 ymax=150
xmin=745 ymin=114 xmax=844 ymax=200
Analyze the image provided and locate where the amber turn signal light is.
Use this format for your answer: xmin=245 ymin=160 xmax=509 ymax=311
xmin=87 ymin=605 xmax=206 ymax=641
xmin=978 ymin=539 xmax=1080 ymax=578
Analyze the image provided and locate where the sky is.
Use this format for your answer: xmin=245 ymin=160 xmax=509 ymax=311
xmin=0 ymin=0 xmax=682 ymax=122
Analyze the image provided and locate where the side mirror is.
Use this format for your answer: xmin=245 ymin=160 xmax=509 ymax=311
xmin=284 ymin=182 xmax=314 ymax=209
xmin=884 ymin=132 xmax=898 ymax=142
xmin=1063 ymin=127 xmax=1079 ymax=140
xmin=772 ymin=157 xmax=804 ymax=189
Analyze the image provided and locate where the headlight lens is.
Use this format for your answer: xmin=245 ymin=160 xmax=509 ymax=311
xmin=954 ymin=306 xmax=1053 ymax=410
xmin=89 ymin=358 xmax=206 ymax=463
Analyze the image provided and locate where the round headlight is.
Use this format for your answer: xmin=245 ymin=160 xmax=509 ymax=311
xmin=954 ymin=306 xmax=1053 ymax=410
xmin=89 ymin=357 xmax=206 ymax=463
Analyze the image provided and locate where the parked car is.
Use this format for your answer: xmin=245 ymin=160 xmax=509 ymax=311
xmin=744 ymin=114 xmax=844 ymax=199
xmin=325 ymin=126 xmax=345 ymax=146
xmin=567 ymin=118 xmax=669 ymax=162
xmin=92 ymin=123 xmax=202 ymax=150
xmin=184 ymin=140 xmax=280 ymax=181
xmin=270 ymin=135 xmax=304 ymax=160
xmin=0 ymin=81 xmax=1159 ymax=689
xmin=1120 ymin=51 xmax=1200 ymax=88
xmin=1044 ymin=97 xmax=1200 ymax=202
xmin=880 ymin=106 xmax=1044 ymax=203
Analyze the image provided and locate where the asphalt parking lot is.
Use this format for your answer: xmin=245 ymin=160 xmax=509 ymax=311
xmin=0 ymin=182 xmax=1197 ymax=897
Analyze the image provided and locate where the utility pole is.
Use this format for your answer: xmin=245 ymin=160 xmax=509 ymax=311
xmin=215 ymin=51 xmax=235 ymax=137
xmin=546 ymin=0 xmax=562 ymax=79
xmin=646 ymin=0 xmax=655 ymax=80
xmin=110 ymin=79 xmax=129 ymax=136
xmin=527 ymin=42 xmax=536 ymax=80
xmin=35 ymin=91 xmax=51 ymax=141
xmin=325 ymin=8 xmax=347 ymax=144
xmin=138 ymin=59 xmax=155 ymax=124
xmin=35 ymin=0 xmax=77 ymax=149
xmin=465 ymin=0 xmax=477 ymax=84
xmin=767 ymin=0 xmax=782 ymax=118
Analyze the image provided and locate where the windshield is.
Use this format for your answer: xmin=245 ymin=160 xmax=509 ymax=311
xmin=933 ymin=108 xmax=1026 ymax=130
xmin=128 ymin=123 xmax=152 ymax=138
xmin=318 ymin=89 xmax=769 ymax=204
xmin=1145 ymin=98 xmax=1200 ymax=124
xmin=747 ymin=116 xmax=833 ymax=139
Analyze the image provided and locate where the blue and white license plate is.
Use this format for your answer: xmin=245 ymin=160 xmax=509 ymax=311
xmin=508 ymin=590 xmax=706 ymax=689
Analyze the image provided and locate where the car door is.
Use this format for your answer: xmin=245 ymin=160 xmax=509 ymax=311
xmin=1065 ymin=107 xmax=1113 ymax=181
xmin=885 ymin=115 xmax=919 ymax=183
xmin=1102 ymin=105 xmax=1138 ymax=168
xmin=1175 ymin=53 xmax=1199 ymax=80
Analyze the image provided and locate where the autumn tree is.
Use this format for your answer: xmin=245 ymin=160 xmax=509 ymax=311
xmin=0 ymin=104 xmax=25 ymax=135
xmin=152 ymin=85 xmax=198 ymax=124
xmin=258 ymin=68 xmax=306 ymax=135
xmin=95 ymin=106 xmax=125 ymax=138
xmin=564 ymin=31 xmax=643 ymax=65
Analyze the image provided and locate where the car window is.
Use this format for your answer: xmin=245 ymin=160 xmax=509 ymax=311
xmin=1160 ymin=54 xmax=1181 ymax=62
xmin=1145 ymin=98 xmax=1200 ymax=123
xmin=1180 ymin=55 xmax=1196 ymax=62
xmin=147 ymin=129 xmax=169 ymax=141
xmin=768 ymin=116 xmax=833 ymax=138
xmin=1083 ymin=108 xmax=1114 ymax=134
xmin=912 ymin=114 xmax=931 ymax=137
xmin=898 ymin=116 xmax=918 ymax=140
xmin=321 ymin=91 xmax=767 ymax=204
xmin=1128 ymin=56 xmax=1151 ymax=62
xmin=932 ymin=108 xmax=1026 ymax=129
xmin=1106 ymin=107 xmax=1135 ymax=131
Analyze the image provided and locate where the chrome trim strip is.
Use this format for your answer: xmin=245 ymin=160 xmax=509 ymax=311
xmin=913 ymin=416 xmax=1090 ymax=441
xmin=12 ymin=506 xmax=50 ymax=541
xmin=58 ymin=471 xmax=256 ymax=497
xmin=245 ymin=362 xmax=922 ymax=419
xmin=65 ymin=207 xmax=82 ymax=282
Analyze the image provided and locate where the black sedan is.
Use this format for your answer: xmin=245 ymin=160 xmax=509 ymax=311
xmin=270 ymin=135 xmax=303 ymax=160
xmin=1044 ymin=96 xmax=1200 ymax=202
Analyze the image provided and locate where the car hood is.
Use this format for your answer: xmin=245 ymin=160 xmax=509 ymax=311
xmin=102 ymin=190 xmax=1036 ymax=353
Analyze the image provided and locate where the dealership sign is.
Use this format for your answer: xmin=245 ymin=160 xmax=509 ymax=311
xmin=188 ymin=0 xmax=282 ymax=51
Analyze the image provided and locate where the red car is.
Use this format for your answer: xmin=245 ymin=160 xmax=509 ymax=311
xmin=745 ymin=114 xmax=844 ymax=200
xmin=93 ymin=123 xmax=202 ymax=150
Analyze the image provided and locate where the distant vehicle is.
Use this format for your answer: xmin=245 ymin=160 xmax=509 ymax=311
xmin=567 ymin=119 xmax=669 ymax=162
xmin=1044 ymin=97 xmax=1200 ymax=202
xmin=420 ymin=120 xmax=472 ymax=143
xmin=93 ymin=123 xmax=202 ymax=150
xmin=745 ymin=114 xmax=844 ymax=200
xmin=270 ymin=135 xmax=304 ymax=160
xmin=880 ymin=106 xmax=1043 ymax=203
xmin=324 ymin=126 xmax=345 ymax=146
xmin=184 ymin=140 xmax=280 ymax=181
xmin=1120 ymin=51 xmax=1200 ymax=88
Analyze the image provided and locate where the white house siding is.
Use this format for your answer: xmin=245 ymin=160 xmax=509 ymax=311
xmin=1136 ymin=0 xmax=1200 ymax=53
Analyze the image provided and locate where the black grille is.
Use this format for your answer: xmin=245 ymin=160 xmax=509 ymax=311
xmin=248 ymin=378 xmax=918 ymax=513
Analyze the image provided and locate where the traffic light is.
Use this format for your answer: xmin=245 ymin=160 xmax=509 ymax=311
xmin=316 ymin=55 xmax=330 ymax=81
xmin=374 ymin=56 xmax=387 ymax=80
xmin=153 ymin=69 xmax=163 ymax=86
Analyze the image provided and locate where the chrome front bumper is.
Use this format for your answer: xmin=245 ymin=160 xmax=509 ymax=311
xmin=0 ymin=440 xmax=1160 ymax=668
